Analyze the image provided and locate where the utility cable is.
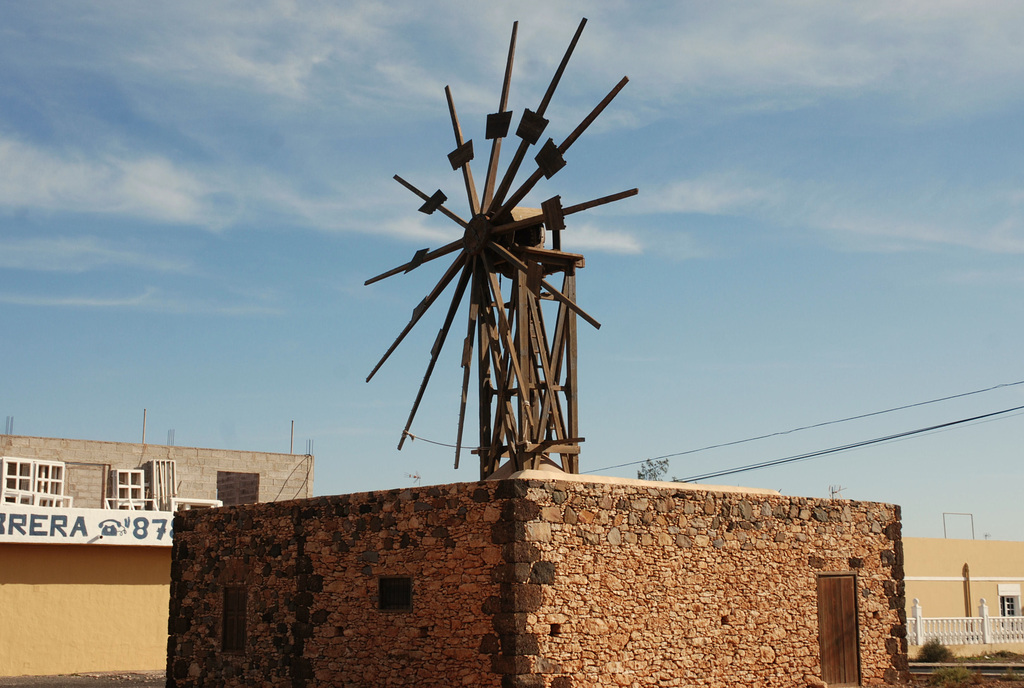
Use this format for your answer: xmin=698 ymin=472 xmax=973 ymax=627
xmin=584 ymin=378 xmax=1024 ymax=475
xmin=675 ymin=404 xmax=1024 ymax=483
xmin=398 ymin=379 xmax=1024 ymax=475
xmin=402 ymin=431 xmax=459 ymax=449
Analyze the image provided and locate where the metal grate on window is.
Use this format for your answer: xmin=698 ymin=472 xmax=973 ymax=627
xmin=378 ymin=577 xmax=413 ymax=611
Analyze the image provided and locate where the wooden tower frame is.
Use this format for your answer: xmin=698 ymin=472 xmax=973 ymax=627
xmin=365 ymin=19 xmax=636 ymax=479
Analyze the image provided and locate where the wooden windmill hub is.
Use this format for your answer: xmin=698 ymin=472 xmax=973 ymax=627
xmin=365 ymin=19 xmax=637 ymax=480
xmin=464 ymin=215 xmax=492 ymax=256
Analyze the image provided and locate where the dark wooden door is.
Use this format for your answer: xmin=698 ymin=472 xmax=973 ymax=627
xmin=817 ymin=574 xmax=860 ymax=686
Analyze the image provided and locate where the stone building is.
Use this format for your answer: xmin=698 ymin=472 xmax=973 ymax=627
xmin=167 ymin=472 xmax=907 ymax=687
xmin=0 ymin=434 xmax=314 ymax=676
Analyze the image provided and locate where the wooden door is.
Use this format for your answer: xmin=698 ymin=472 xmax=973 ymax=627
xmin=817 ymin=574 xmax=860 ymax=686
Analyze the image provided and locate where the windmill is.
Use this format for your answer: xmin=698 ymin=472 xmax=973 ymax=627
xmin=366 ymin=19 xmax=636 ymax=480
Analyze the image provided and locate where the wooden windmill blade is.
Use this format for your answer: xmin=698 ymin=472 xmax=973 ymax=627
xmin=494 ymin=76 xmax=631 ymax=222
xmin=394 ymin=174 xmax=469 ymax=228
xmin=366 ymin=254 xmax=466 ymax=382
xmin=453 ymin=292 xmax=478 ymax=469
xmin=485 ymin=188 xmax=639 ymax=245
xmin=444 ymin=86 xmax=481 ymax=216
xmin=396 ymin=264 xmax=473 ymax=450
xmin=482 ymin=21 xmax=518 ymax=211
xmin=487 ymin=18 xmax=588 ymax=215
xmin=365 ymin=20 xmax=636 ymax=479
xmin=364 ymin=187 xmax=637 ymax=286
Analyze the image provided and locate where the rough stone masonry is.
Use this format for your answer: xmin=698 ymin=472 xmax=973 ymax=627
xmin=166 ymin=474 xmax=908 ymax=687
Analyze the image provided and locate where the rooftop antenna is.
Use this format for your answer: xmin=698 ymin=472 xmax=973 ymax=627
xmin=828 ymin=484 xmax=846 ymax=499
xmin=305 ymin=438 xmax=314 ymax=456
xmin=290 ymin=420 xmax=295 ymax=454
xmin=4 ymin=416 xmax=13 ymax=435
xmin=142 ymin=408 xmax=147 ymax=445
xmin=942 ymin=512 xmax=975 ymax=539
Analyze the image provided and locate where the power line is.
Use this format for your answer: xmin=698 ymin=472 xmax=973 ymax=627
xmin=399 ymin=378 xmax=1024 ymax=477
xmin=584 ymin=378 xmax=1024 ymax=475
xmin=675 ymin=404 xmax=1024 ymax=483
xmin=402 ymin=431 xmax=459 ymax=449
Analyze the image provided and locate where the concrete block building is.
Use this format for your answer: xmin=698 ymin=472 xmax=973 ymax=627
xmin=0 ymin=434 xmax=314 ymax=677
xmin=167 ymin=472 xmax=907 ymax=687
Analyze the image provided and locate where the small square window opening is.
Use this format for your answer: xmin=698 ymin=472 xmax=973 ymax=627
xmin=379 ymin=577 xmax=413 ymax=611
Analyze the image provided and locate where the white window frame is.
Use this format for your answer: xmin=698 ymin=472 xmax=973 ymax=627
xmin=106 ymin=469 xmax=154 ymax=510
xmin=999 ymin=584 xmax=1021 ymax=617
xmin=1 ymin=457 xmax=73 ymax=507
xmin=147 ymin=459 xmax=177 ymax=511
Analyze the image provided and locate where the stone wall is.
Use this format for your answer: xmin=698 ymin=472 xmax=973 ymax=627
xmin=516 ymin=478 xmax=907 ymax=687
xmin=1 ymin=434 xmax=313 ymax=508
xmin=167 ymin=475 xmax=908 ymax=687
xmin=168 ymin=484 xmax=503 ymax=686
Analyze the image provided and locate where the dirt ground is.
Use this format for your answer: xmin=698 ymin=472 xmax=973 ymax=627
xmin=902 ymin=677 xmax=1024 ymax=688
xmin=0 ymin=672 xmax=163 ymax=688
xmin=902 ymin=650 xmax=1024 ymax=687
xmin=906 ymin=678 xmax=1024 ymax=687
xmin=1 ymin=661 xmax=1022 ymax=688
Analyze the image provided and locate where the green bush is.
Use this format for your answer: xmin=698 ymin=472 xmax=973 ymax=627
xmin=928 ymin=666 xmax=978 ymax=687
xmin=918 ymin=638 xmax=955 ymax=663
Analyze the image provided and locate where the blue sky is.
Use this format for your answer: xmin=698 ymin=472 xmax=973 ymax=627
xmin=3 ymin=2 xmax=1024 ymax=540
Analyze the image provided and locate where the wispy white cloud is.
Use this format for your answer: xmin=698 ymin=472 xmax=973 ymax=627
xmin=7 ymin=1 xmax=1024 ymax=254
xmin=0 ymin=236 xmax=188 ymax=273
xmin=581 ymin=1 xmax=1024 ymax=120
xmin=0 ymin=286 xmax=282 ymax=315
xmin=14 ymin=2 xmax=1024 ymax=129
xmin=947 ymin=268 xmax=1024 ymax=285
xmin=650 ymin=176 xmax=779 ymax=216
xmin=818 ymin=211 xmax=1024 ymax=255
xmin=648 ymin=170 xmax=1024 ymax=255
xmin=0 ymin=287 xmax=160 ymax=309
xmin=112 ymin=2 xmax=408 ymax=100
xmin=569 ymin=222 xmax=642 ymax=255
xmin=13 ymin=2 xmax=988 ymax=123
xmin=0 ymin=136 xmax=233 ymax=227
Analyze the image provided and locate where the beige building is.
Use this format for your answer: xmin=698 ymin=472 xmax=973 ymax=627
xmin=0 ymin=434 xmax=314 ymax=677
xmin=904 ymin=536 xmax=1024 ymax=655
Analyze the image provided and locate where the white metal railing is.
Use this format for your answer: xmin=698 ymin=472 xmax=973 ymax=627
xmin=910 ymin=598 xmax=1024 ymax=645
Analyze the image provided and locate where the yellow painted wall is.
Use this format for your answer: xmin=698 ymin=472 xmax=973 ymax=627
xmin=0 ymin=543 xmax=170 ymax=677
xmin=904 ymin=537 xmax=1024 ymax=618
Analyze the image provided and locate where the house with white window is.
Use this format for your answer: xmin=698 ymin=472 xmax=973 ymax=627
xmin=0 ymin=434 xmax=314 ymax=677
xmin=904 ymin=536 xmax=1024 ymax=656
